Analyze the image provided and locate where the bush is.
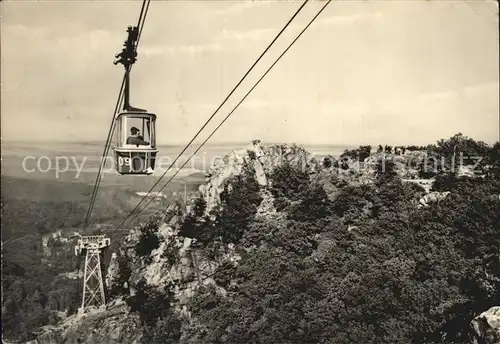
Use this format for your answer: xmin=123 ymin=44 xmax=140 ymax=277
xmin=247 ymin=150 xmax=257 ymax=160
xmin=142 ymin=315 xmax=182 ymax=344
xmin=162 ymin=240 xmax=180 ymax=267
xmin=178 ymin=197 xmax=215 ymax=245
xmin=213 ymin=261 xmax=237 ymax=288
xmin=340 ymin=145 xmax=372 ymax=162
xmin=109 ymin=255 xmax=132 ymax=297
xmin=135 ymin=221 xmax=161 ymax=260
xmin=288 ymin=182 xmax=331 ymax=222
xmin=269 ymin=162 xmax=311 ymax=212
xmin=322 ymin=156 xmax=333 ymax=168
xmin=127 ymin=280 xmax=176 ymax=327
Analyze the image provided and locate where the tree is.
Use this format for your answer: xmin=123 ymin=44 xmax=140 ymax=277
xmin=127 ymin=280 xmax=176 ymax=327
xmin=323 ymin=157 xmax=333 ymax=168
xmin=340 ymin=145 xmax=372 ymax=162
xmin=358 ymin=145 xmax=372 ymax=161
xmin=288 ymin=181 xmax=331 ymax=222
xmin=135 ymin=221 xmax=160 ymax=260
xmin=375 ymin=156 xmax=398 ymax=185
xmin=269 ymin=162 xmax=311 ymax=212
xmin=214 ymin=164 xmax=263 ymax=244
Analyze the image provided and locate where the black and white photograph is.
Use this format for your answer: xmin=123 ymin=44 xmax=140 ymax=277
xmin=1 ymin=0 xmax=499 ymax=343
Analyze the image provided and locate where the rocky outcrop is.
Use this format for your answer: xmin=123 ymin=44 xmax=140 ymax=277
xmin=42 ymin=230 xmax=73 ymax=258
xmin=418 ymin=191 xmax=451 ymax=208
xmin=105 ymin=253 xmax=120 ymax=291
xmin=471 ymin=306 xmax=500 ymax=344
xmin=116 ymin=198 xmax=238 ymax=320
xmin=199 ymin=141 xmax=316 ymax=217
xmin=256 ymin=189 xmax=277 ymax=217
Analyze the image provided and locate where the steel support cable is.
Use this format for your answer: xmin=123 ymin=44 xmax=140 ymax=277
xmin=82 ymin=76 xmax=126 ymax=230
xmin=117 ymin=0 xmax=310 ymax=228
xmin=86 ymin=85 xmax=126 ymax=226
xmin=136 ymin=0 xmax=151 ymax=46
xmin=82 ymin=0 xmax=150 ymax=229
xmin=118 ymin=0 xmax=332 ymax=229
xmin=136 ymin=0 xmax=148 ymax=33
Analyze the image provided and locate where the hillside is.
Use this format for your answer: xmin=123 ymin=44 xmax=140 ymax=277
xmin=6 ymin=134 xmax=500 ymax=344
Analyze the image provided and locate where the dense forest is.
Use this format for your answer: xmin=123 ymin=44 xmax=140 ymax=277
xmin=127 ymin=134 xmax=500 ymax=343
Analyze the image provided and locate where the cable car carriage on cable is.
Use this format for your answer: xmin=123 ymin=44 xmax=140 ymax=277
xmin=112 ymin=111 xmax=157 ymax=175
xmin=111 ymin=25 xmax=158 ymax=175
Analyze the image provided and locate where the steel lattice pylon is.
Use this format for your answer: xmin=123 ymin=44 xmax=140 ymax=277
xmin=75 ymin=235 xmax=110 ymax=313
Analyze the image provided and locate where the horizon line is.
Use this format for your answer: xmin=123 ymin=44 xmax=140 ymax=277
xmin=1 ymin=138 xmax=359 ymax=147
xmin=2 ymin=136 xmax=498 ymax=147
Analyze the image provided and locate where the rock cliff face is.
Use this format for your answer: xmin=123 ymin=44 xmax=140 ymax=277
xmin=120 ymin=200 xmax=241 ymax=320
xmin=106 ymin=253 xmax=120 ymax=290
xmin=41 ymin=230 xmax=74 ymax=259
xmin=29 ymin=141 xmax=486 ymax=344
xmin=35 ymin=304 xmax=141 ymax=344
xmin=199 ymin=140 xmax=316 ymax=217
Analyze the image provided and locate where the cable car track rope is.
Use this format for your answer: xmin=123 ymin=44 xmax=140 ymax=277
xmin=117 ymin=0 xmax=331 ymax=230
xmin=116 ymin=0 xmax=311 ymax=229
xmin=82 ymin=0 xmax=151 ymax=230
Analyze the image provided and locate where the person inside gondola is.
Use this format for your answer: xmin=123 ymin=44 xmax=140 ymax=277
xmin=127 ymin=127 xmax=149 ymax=146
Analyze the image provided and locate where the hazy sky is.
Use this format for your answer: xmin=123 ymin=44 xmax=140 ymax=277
xmin=1 ymin=0 xmax=499 ymax=146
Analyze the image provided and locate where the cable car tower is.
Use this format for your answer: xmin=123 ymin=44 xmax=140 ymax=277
xmin=74 ymin=235 xmax=110 ymax=313
xmin=112 ymin=25 xmax=158 ymax=175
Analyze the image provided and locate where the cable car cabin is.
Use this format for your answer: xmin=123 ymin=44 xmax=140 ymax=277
xmin=112 ymin=112 xmax=158 ymax=175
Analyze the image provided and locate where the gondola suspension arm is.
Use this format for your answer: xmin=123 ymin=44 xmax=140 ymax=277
xmin=113 ymin=26 xmax=146 ymax=112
